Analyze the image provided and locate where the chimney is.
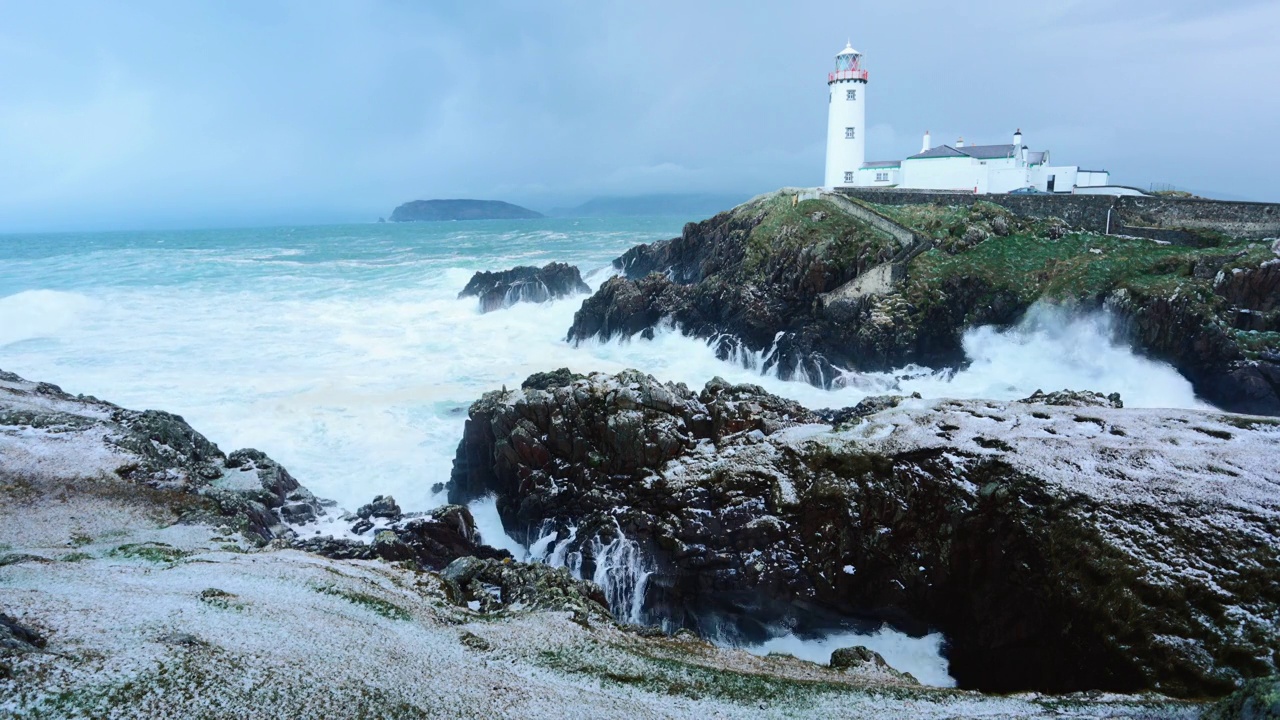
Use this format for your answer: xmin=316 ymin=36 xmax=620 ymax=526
xmin=956 ymin=136 xmax=965 ymax=148
xmin=921 ymin=130 xmax=931 ymax=153
xmin=1014 ymin=128 xmax=1023 ymax=147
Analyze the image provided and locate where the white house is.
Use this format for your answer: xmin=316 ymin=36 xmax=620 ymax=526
xmin=824 ymin=44 xmax=1114 ymax=194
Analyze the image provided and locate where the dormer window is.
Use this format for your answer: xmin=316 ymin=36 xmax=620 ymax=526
xmin=845 ymin=127 xmax=855 ymax=139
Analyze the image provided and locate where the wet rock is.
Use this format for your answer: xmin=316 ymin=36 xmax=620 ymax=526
xmin=816 ymin=393 xmax=918 ymax=425
xmin=459 ymin=262 xmax=590 ymax=313
xmin=566 ymin=192 xmax=1280 ymax=414
xmin=1019 ymin=389 xmax=1123 ymax=409
xmin=1204 ymin=676 xmax=1280 ymax=720
xmin=1 ymin=613 xmax=47 ymax=651
xmin=294 ymin=504 xmax=509 ymax=571
xmin=449 ymin=369 xmax=1280 ymax=698
xmin=442 ymin=556 xmax=610 ymax=619
xmin=279 ymin=502 xmax=319 ymax=525
xmin=357 ymin=495 xmax=401 ymax=521
xmin=828 ymin=645 xmax=917 ymax=683
xmin=0 ymin=370 xmax=314 ymax=544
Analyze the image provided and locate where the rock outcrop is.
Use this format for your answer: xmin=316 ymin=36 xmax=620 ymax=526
xmin=459 ymin=262 xmax=591 ymax=313
xmin=1 ymin=368 xmax=1209 ymax=717
xmin=291 ymin=503 xmax=511 ymax=570
xmin=449 ymin=369 xmax=1280 ymax=698
xmin=0 ymin=371 xmax=313 ymax=543
xmin=566 ymin=191 xmax=1280 ymax=415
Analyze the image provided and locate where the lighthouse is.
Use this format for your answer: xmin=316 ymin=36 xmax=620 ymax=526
xmin=824 ymin=43 xmax=868 ymax=189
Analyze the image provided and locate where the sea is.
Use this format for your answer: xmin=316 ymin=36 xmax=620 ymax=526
xmin=0 ymin=217 xmax=1209 ymax=685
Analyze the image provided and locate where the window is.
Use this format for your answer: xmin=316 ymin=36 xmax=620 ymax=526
xmin=843 ymin=171 xmax=854 ymax=183
xmin=876 ymin=172 xmax=889 ymax=182
xmin=846 ymin=89 xmax=856 ymax=101
xmin=845 ymin=127 xmax=855 ymax=139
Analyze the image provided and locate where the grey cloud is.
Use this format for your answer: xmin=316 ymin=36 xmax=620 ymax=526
xmin=0 ymin=0 xmax=1275 ymax=232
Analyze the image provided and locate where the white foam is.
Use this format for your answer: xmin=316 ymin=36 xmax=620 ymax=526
xmin=0 ymin=289 xmax=97 ymax=346
xmin=0 ymin=227 xmax=1210 ymax=514
xmin=746 ymin=626 xmax=954 ymax=687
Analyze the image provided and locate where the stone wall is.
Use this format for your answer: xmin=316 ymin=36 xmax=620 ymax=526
xmin=839 ymin=187 xmax=1280 ymax=240
xmin=820 ymin=191 xmax=921 ymax=249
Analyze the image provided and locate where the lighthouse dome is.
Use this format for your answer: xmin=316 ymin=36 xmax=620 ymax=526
xmin=837 ymin=43 xmax=860 ymax=56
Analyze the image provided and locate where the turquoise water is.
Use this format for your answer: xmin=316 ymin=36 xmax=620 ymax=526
xmin=0 ymin=218 xmax=1203 ymax=511
xmin=0 ymin=216 xmax=1210 ymax=687
xmin=0 ymin=219 xmax=684 ymax=509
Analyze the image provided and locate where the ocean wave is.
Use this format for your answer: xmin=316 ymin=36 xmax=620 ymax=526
xmin=0 ymin=289 xmax=97 ymax=347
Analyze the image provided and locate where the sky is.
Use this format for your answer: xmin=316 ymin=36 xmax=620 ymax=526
xmin=1 ymin=0 xmax=1278 ymax=232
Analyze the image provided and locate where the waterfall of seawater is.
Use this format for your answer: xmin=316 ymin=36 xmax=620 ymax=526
xmin=527 ymin=520 xmax=653 ymax=625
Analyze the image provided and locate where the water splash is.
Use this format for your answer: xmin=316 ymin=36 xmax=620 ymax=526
xmin=528 ymin=519 xmax=653 ymax=624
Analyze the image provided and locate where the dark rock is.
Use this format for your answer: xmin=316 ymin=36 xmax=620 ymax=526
xmin=565 ymin=192 xmax=1280 ymax=414
xmin=1204 ymin=676 xmax=1280 ymax=720
xmin=293 ymin=504 xmax=509 ymax=571
xmin=522 ymin=367 xmax=587 ymax=391
xmin=816 ymin=394 xmax=912 ymax=425
xmin=828 ymin=645 xmax=915 ymax=684
xmin=1019 ymin=389 xmax=1123 ymax=409
xmin=0 ymin=369 xmax=311 ymax=544
xmin=441 ymin=556 xmax=610 ymax=619
xmin=459 ymin=262 xmax=591 ymax=313
xmin=350 ymin=519 xmax=374 ymax=535
xmin=1 ymin=613 xmax=46 ymax=651
xmin=458 ymin=631 xmax=492 ymax=651
xmin=357 ymin=495 xmax=401 ymax=521
xmin=279 ymin=502 xmax=319 ymax=525
xmin=447 ymin=369 xmax=1280 ymax=698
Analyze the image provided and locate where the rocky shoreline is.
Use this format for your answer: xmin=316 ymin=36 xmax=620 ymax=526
xmin=5 ymin=190 xmax=1280 ymax=716
xmin=2 ymin=367 xmax=1277 ymax=716
xmin=447 ymin=369 xmax=1280 ymax=698
xmin=566 ymin=190 xmax=1280 ymax=415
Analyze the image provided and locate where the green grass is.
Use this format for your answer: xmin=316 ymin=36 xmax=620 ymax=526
xmin=110 ymin=542 xmax=189 ymax=563
xmin=741 ymin=196 xmax=898 ymax=281
xmin=536 ymin=646 xmax=865 ymax=705
xmin=315 ymin=585 xmax=411 ymax=621
xmin=905 ymin=231 xmax=1267 ymax=307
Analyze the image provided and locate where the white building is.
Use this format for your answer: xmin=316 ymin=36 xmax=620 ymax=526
xmin=824 ymin=44 xmax=1113 ymax=194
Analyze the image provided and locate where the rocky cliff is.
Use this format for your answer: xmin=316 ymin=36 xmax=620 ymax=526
xmin=458 ymin=262 xmax=591 ymax=313
xmin=567 ymin=191 xmax=1280 ymax=415
xmin=449 ymin=369 xmax=1280 ymax=698
xmin=3 ymin=368 xmax=1204 ymax=718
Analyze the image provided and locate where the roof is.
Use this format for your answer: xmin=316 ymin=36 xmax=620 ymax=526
xmin=837 ymin=43 xmax=860 ymax=56
xmin=860 ymin=161 xmax=901 ymax=169
xmin=907 ymin=145 xmax=967 ymax=160
xmin=906 ymin=143 xmax=1018 ymax=161
xmin=1027 ymin=151 xmax=1047 ymax=165
xmin=959 ymin=143 xmax=1018 ymax=160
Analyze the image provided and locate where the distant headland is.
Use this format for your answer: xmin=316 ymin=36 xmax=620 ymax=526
xmin=389 ymin=199 xmax=543 ymax=222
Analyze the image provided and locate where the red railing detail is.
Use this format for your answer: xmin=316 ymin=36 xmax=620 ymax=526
xmin=828 ymin=69 xmax=869 ymax=83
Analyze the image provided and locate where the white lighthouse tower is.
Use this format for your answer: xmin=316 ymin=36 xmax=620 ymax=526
xmin=824 ymin=43 xmax=868 ymax=189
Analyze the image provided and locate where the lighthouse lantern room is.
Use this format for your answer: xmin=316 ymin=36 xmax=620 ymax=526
xmin=824 ymin=43 xmax=868 ymax=189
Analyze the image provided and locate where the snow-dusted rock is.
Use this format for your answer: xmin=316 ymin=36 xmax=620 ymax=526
xmin=2 ymin=370 xmax=1198 ymax=718
xmin=449 ymin=369 xmax=1280 ymax=698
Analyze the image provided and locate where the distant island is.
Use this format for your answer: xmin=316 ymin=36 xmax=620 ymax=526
xmin=389 ymin=199 xmax=543 ymax=222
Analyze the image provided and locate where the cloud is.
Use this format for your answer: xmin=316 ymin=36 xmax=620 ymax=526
xmin=0 ymin=0 xmax=1274 ymax=231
